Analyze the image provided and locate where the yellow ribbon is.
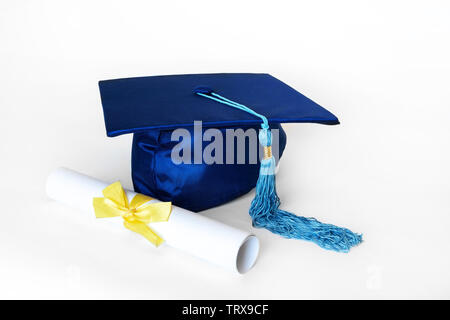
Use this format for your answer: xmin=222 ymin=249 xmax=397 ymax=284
xmin=93 ymin=181 xmax=171 ymax=247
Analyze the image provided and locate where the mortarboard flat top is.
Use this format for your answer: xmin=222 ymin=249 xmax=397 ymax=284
xmin=99 ymin=73 xmax=339 ymax=137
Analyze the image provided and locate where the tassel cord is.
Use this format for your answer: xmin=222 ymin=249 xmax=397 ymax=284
xmin=196 ymin=90 xmax=362 ymax=252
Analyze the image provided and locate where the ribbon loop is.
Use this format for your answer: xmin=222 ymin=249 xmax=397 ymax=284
xmin=93 ymin=182 xmax=172 ymax=246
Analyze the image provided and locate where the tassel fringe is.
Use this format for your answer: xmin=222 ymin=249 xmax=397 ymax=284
xmin=250 ymin=156 xmax=363 ymax=253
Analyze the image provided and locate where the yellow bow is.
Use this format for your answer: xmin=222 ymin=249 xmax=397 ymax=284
xmin=93 ymin=181 xmax=171 ymax=247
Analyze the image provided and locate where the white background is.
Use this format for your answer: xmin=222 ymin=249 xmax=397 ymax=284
xmin=1 ymin=0 xmax=449 ymax=299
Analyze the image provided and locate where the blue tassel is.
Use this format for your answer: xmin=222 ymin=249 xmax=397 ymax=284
xmin=250 ymin=129 xmax=362 ymax=252
xmin=196 ymin=91 xmax=363 ymax=252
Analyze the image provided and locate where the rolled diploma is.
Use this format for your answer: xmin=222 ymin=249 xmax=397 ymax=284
xmin=46 ymin=167 xmax=259 ymax=274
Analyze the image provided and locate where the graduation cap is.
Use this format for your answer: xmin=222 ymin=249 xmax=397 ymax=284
xmin=99 ymin=73 xmax=362 ymax=252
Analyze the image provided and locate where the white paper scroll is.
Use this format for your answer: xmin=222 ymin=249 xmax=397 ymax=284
xmin=46 ymin=168 xmax=259 ymax=274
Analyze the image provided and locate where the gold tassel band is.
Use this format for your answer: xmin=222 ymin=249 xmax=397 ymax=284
xmin=263 ymin=146 xmax=272 ymax=159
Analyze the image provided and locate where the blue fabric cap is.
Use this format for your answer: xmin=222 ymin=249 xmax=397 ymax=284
xmin=98 ymin=73 xmax=339 ymax=212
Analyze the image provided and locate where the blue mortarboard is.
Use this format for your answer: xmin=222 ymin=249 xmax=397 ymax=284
xmin=99 ymin=73 xmax=339 ymax=136
xmin=99 ymin=73 xmax=362 ymax=252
